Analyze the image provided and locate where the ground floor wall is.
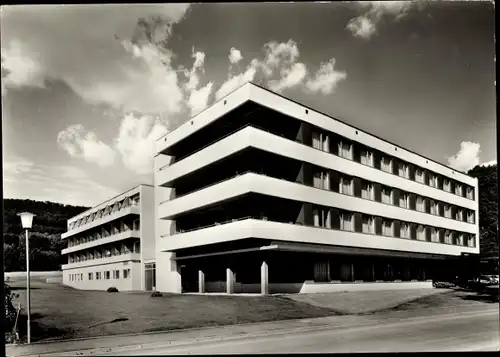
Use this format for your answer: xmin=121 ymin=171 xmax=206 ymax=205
xmin=62 ymin=261 xmax=141 ymax=291
xmin=173 ymin=249 xmax=461 ymax=294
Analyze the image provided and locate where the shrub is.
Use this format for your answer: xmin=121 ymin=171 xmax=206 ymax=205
xmin=107 ymin=287 xmax=119 ymax=293
xmin=4 ymin=282 xmax=19 ymax=342
xmin=151 ymin=291 xmax=163 ymax=297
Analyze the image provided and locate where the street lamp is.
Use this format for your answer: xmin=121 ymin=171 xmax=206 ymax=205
xmin=17 ymin=212 xmax=35 ymax=344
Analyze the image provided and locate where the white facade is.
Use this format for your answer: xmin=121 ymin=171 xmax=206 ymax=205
xmin=152 ymin=82 xmax=480 ymax=294
xmin=61 ymin=185 xmax=155 ymax=291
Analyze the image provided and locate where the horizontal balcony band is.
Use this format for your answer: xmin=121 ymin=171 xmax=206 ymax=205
xmin=157 ymin=126 xmax=476 ymax=211
xmin=62 ymin=206 xmax=140 ymax=239
xmin=158 ymin=173 xmax=477 ymax=234
xmin=61 ymin=253 xmax=141 ymax=270
xmin=158 ymin=219 xmax=478 ymax=257
xmin=61 ymin=230 xmax=140 ymax=255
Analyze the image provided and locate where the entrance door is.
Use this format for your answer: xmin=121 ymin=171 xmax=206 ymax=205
xmin=144 ymin=263 xmax=156 ymax=291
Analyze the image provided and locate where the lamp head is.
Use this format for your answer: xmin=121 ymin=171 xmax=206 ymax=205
xmin=17 ymin=212 xmax=35 ymax=229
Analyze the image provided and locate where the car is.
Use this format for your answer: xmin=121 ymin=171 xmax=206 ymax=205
xmin=477 ymin=275 xmax=497 ymax=286
xmin=484 ymin=275 xmax=499 ymax=284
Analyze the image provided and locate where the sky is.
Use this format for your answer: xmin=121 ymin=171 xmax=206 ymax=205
xmin=1 ymin=1 xmax=496 ymax=207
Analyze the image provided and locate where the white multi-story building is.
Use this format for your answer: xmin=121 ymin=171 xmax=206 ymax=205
xmin=61 ymin=185 xmax=155 ymax=291
xmin=152 ymin=82 xmax=479 ymax=294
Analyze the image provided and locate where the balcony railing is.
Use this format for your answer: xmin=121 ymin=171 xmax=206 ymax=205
xmin=62 ymin=253 xmax=141 ymax=270
xmin=62 ymin=230 xmax=140 ymax=255
xmin=62 ymin=204 xmax=140 ymax=239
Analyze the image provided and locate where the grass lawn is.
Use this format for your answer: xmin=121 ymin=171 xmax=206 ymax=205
xmin=8 ymin=279 xmax=342 ymax=342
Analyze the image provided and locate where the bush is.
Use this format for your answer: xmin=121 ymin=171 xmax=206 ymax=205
xmin=106 ymin=287 xmax=119 ymax=293
xmin=4 ymin=282 xmax=19 ymax=342
xmin=151 ymin=291 xmax=163 ymax=297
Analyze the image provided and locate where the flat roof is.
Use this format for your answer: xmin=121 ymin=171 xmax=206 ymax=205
xmin=68 ymin=184 xmax=153 ymax=222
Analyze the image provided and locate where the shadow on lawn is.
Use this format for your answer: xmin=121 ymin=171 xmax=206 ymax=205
xmin=16 ymin=314 xmax=73 ymax=343
xmin=10 ymin=287 xmax=41 ymax=291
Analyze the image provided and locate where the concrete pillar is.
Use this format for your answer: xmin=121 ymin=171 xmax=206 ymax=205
xmin=198 ymin=270 xmax=205 ymax=293
xmin=261 ymin=261 xmax=269 ymax=295
xmin=226 ymin=268 xmax=235 ymax=294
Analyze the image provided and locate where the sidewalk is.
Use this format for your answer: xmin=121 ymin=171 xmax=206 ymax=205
xmin=6 ymin=304 xmax=497 ymax=357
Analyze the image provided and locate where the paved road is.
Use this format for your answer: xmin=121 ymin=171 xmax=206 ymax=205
xmin=112 ymin=309 xmax=499 ymax=355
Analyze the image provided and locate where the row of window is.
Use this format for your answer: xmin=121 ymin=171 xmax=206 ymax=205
xmin=67 ymin=219 xmax=140 ymax=248
xmin=68 ymin=243 xmax=140 ymax=263
xmin=312 ymin=205 xmax=476 ymax=247
xmin=69 ymin=269 xmax=131 ymax=282
xmin=68 ymin=194 xmax=140 ymax=230
xmin=311 ymin=130 xmax=475 ymax=200
xmin=312 ymin=167 xmax=476 ymax=224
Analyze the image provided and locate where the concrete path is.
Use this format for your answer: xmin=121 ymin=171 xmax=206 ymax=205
xmin=6 ymin=304 xmax=498 ymax=356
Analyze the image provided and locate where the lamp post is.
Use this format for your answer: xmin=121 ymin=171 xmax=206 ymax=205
xmin=17 ymin=212 xmax=35 ymax=344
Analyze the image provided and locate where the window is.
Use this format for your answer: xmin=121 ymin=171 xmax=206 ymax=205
xmin=340 ymin=176 xmax=353 ymax=195
xmin=362 ymin=216 xmax=374 ymax=233
xmin=313 ymin=170 xmax=330 ymax=190
xmin=431 ymin=228 xmax=439 ymax=242
xmin=415 ymin=168 xmax=424 ymax=183
xmin=457 ymin=234 xmax=465 ymax=246
xmin=360 ymin=148 xmax=374 ymax=166
xmin=428 ymin=172 xmax=436 ymax=188
xmin=339 ymin=141 xmax=352 ymax=160
xmin=443 ymin=178 xmax=451 ymax=192
xmin=467 ymin=234 xmax=475 ymax=247
xmin=88 ymin=272 xmax=93 ymax=280
xmin=361 ymin=182 xmax=374 ymax=200
xmin=417 ymin=225 xmax=426 ymax=240
xmin=398 ymin=162 xmax=409 ymax=178
xmin=340 ymin=212 xmax=353 ymax=231
xmin=456 ymin=208 xmax=464 ymax=221
xmin=123 ymin=269 xmax=131 ymax=279
xmin=381 ymin=157 xmax=392 ymax=173
xmin=400 ymin=223 xmax=410 ymax=239
xmin=105 ymin=271 xmax=111 ymax=280
xmin=312 ymin=132 xmax=321 ymax=150
xmin=444 ymin=204 xmax=452 ymax=218
xmin=444 ymin=230 xmax=452 ymax=244
xmin=429 ymin=200 xmax=436 ymax=215
xmin=466 ymin=186 xmax=474 ymax=200
xmin=96 ymin=272 xmax=102 ymax=280
xmin=382 ymin=219 xmax=393 ymax=236
xmin=455 ymin=184 xmax=463 ymax=196
xmin=381 ymin=187 xmax=392 ymax=205
xmin=467 ymin=210 xmax=475 ymax=224
xmin=313 ymin=207 xmax=332 ymax=229
xmin=416 ymin=196 xmax=425 ymax=212
xmin=113 ymin=270 xmax=120 ymax=279
xmin=80 ymin=273 xmax=83 ymax=281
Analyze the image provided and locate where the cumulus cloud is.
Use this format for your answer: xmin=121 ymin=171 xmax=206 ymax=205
xmin=446 ymin=141 xmax=481 ymax=172
xmin=182 ymin=49 xmax=214 ymax=116
xmin=57 ymin=125 xmax=116 ymax=167
xmin=1 ymin=4 xmax=191 ymax=112
xmin=346 ymin=1 xmax=414 ymax=40
xmin=216 ymin=39 xmax=346 ymax=97
xmin=228 ymin=47 xmax=243 ymax=64
xmin=114 ymin=113 xmax=168 ymax=175
xmin=306 ymin=58 xmax=347 ymax=95
xmin=188 ymin=82 xmax=214 ymax=115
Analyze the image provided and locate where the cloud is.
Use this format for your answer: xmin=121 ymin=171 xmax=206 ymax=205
xmin=216 ymin=40 xmax=346 ymax=98
xmin=268 ymin=62 xmax=308 ymax=93
xmin=57 ymin=124 xmax=116 ymax=167
xmin=215 ymin=60 xmax=259 ymax=100
xmin=1 ymin=4 xmax=191 ymax=113
xmin=347 ymin=1 xmax=414 ymax=40
xmin=306 ymin=58 xmax=347 ymax=95
xmin=114 ymin=113 xmax=168 ymax=175
xmin=182 ymin=48 xmax=214 ymax=116
xmin=346 ymin=15 xmax=377 ymax=40
xmin=446 ymin=141 xmax=481 ymax=172
xmin=228 ymin=47 xmax=243 ymax=64
xmin=1 ymin=40 xmax=46 ymax=95
xmin=188 ymin=82 xmax=214 ymax=116
xmin=480 ymin=160 xmax=497 ymax=167
xmin=3 ymin=157 xmax=120 ymax=207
